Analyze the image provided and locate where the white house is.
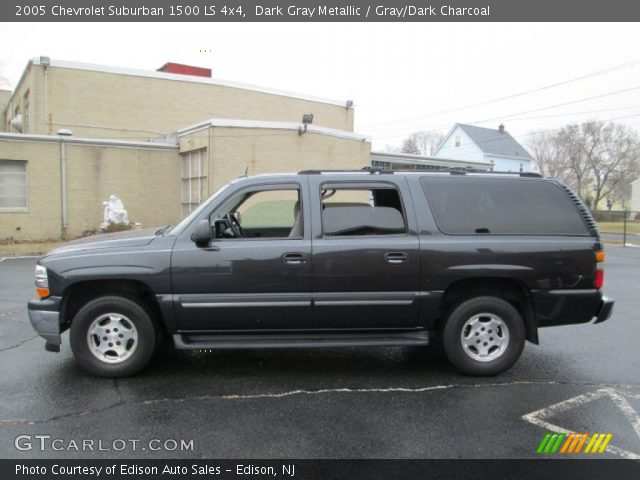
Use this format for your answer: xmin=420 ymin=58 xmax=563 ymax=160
xmin=631 ymin=177 xmax=640 ymax=212
xmin=433 ymin=123 xmax=533 ymax=172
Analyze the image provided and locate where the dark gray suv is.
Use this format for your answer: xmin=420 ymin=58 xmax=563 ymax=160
xmin=28 ymin=170 xmax=614 ymax=377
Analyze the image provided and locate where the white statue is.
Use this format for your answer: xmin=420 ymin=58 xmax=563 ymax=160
xmin=101 ymin=195 xmax=129 ymax=230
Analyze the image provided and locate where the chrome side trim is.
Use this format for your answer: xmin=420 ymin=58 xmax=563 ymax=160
xmin=182 ymin=301 xmax=311 ymax=308
xmin=315 ymin=300 xmax=413 ymax=306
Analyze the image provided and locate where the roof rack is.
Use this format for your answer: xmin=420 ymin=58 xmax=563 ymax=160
xmin=452 ymin=169 xmax=543 ymax=178
xmin=297 ymin=167 xmax=543 ymax=178
xmin=298 ymin=167 xmax=394 ymax=175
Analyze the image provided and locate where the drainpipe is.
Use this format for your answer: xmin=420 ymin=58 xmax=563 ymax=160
xmin=57 ymin=129 xmax=72 ymax=238
xmin=40 ymin=56 xmax=51 ymax=134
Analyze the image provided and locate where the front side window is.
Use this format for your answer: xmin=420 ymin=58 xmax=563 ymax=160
xmin=0 ymin=160 xmax=27 ymax=211
xmin=320 ymin=186 xmax=406 ymax=236
xmin=211 ymin=187 xmax=302 ymax=239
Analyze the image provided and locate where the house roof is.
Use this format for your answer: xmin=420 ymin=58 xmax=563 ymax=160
xmin=452 ymin=123 xmax=533 ymax=160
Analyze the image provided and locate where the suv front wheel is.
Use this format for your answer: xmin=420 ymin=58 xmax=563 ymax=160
xmin=442 ymin=296 xmax=525 ymax=376
xmin=70 ymin=295 xmax=157 ymax=377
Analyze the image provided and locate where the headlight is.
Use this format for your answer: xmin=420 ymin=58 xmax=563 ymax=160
xmin=35 ymin=265 xmax=49 ymax=298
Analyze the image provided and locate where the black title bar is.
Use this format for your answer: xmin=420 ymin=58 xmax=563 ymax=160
xmin=2 ymin=459 xmax=640 ymax=480
xmin=2 ymin=0 xmax=640 ymax=22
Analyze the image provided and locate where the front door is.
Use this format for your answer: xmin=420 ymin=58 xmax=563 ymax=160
xmin=309 ymin=177 xmax=421 ymax=330
xmin=171 ymin=181 xmax=312 ymax=332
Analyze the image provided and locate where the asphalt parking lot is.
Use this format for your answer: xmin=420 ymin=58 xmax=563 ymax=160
xmin=0 ymin=247 xmax=638 ymax=459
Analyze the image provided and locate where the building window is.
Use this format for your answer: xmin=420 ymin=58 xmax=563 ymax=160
xmin=23 ymin=90 xmax=30 ymax=134
xmin=520 ymin=162 xmax=524 ymax=172
xmin=455 ymin=136 xmax=461 ymax=147
xmin=180 ymin=149 xmax=207 ymax=217
xmin=0 ymin=160 xmax=28 ymax=211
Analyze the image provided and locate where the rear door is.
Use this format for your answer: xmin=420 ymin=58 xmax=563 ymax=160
xmin=309 ymin=175 xmax=421 ymax=330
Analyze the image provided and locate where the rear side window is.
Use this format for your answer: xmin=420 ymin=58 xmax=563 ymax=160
xmin=321 ymin=187 xmax=407 ymax=236
xmin=421 ymin=177 xmax=589 ymax=235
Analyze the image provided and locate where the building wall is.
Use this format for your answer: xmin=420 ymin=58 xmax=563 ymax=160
xmin=0 ymin=90 xmax=12 ymax=131
xmin=7 ymin=61 xmax=354 ymax=139
xmin=0 ymin=137 xmax=62 ymax=240
xmin=1 ymin=126 xmax=369 ymax=241
xmin=484 ymin=154 xmax=531 ymax=173
xmin=179 ymin=125 xmax=371 ymax=195
xmin=64 ymin=144 xmax=181 ymax=237
xmin=434 ymin=126 xmax=484 ymax=161
xmin=0 ymin=135 xmax=180 ymax=241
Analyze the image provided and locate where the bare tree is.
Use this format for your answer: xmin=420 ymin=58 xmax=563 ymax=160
xmin=533 ymin=121 xmax=640 ymax=208
xmin=382 ymin=143 xmax=401 ymax=154
xmin=588 ymin=122 xmax=640 ymax=209
xmin=400 ymin=137 xmax=421 ymax=155
xmin=408 ymin=130 xmax=445 ymax=156
xmin=527 ymin=130 xmax=572 ymax=184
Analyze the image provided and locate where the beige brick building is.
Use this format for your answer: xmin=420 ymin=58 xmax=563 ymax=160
xmin=3 ymin=58 xmax=354 ymax=139
xmin=0 ymin=58 xmax=370 ymax=241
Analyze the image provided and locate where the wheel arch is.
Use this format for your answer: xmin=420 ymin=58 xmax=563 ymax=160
xmin=60 ymin=279 xmax=167 ymax=338
xmin=439 ymin=277 xmax=538 ymax=344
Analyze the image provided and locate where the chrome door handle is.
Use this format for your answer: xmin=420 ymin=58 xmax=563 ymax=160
xmin=385 ymin=252 xmax=408 ymax=264
xmin=283 ymin=253 xmax=308 ymax=265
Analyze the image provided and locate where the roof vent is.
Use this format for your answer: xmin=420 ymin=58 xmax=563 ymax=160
xmin=498 ymin=124 xmax=505 ymax=133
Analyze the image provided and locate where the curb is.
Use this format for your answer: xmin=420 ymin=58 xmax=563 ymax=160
xmin=0 ymin=254 xmax=44 ymax=262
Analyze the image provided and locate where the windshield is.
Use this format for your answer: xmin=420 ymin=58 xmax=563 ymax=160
xmin=167 ymin=181 xmax=236 ymax=236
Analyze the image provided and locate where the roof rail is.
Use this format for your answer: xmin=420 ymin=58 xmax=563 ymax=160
xmin=444 ymin=169 xmax=543 ymax=178
xmin=298 ymin=167 xmax=394 ymax=175
xmin=296 ymin=168 xmax=543 ymax=178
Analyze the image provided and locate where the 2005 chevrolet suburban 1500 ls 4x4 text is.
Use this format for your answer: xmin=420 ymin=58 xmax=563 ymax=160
xmin=27 ymin=169 xmax=614 ymax=377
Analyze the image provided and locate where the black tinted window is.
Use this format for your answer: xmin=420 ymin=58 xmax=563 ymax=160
xmin=421 ymin=177 xmax=589 ymax=235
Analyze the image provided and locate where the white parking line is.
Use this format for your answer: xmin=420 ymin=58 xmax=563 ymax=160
xmin=522 ymin=387 xmax=640 ymax=459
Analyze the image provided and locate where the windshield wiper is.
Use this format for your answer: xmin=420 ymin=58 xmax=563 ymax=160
xmin=155 ymin=224 xmax=173 ymax=235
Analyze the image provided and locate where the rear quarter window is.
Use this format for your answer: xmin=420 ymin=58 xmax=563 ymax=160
xmin=420 ymin=177 xmax=589 ymax=236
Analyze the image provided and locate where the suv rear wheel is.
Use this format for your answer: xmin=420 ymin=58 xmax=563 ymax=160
xmin=70 ymin=296 xmax=157 ymax=378
xmin=442 ymin=296 xmax=525 ymax=376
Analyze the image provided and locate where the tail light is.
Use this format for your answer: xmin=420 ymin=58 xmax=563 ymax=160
xmin=594 ymin=250 xmax=605 ymax=289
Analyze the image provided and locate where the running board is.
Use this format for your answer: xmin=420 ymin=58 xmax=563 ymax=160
xmin=173 ymin=331 xmax=429 ymax=350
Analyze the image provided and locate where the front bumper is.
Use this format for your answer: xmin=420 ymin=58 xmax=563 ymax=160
xmin=28 ymin=296 xmax=62 ymax=351
xmin=594 ymin=296 xmax=614 ymax=324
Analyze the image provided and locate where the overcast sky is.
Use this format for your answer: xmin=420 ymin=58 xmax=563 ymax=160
xmin=1 ymin=22 xmax=639 ymax=150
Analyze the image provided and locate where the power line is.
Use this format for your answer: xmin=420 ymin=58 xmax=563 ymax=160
xmin=375 ymin=84 xmax=640 ymax=141
xmin=368 ymin=56 xmax=640 ymax=129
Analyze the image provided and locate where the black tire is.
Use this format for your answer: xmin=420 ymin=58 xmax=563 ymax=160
xmin=442 ymin=296 xmax=525 ymax=376
xmin=70 ymin=295 xmax=157 ymax=378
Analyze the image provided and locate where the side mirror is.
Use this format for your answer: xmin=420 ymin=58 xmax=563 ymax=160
xmin=191 ymin=219 xmax=212 ymax=245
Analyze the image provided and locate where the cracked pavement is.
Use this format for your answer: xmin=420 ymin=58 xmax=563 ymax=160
xmin=0 ymin=247 xmax=639 ymax=459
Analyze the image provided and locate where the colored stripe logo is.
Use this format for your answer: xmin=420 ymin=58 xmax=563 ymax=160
xmin=537 ymin=433 xmax=612 ymax=454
